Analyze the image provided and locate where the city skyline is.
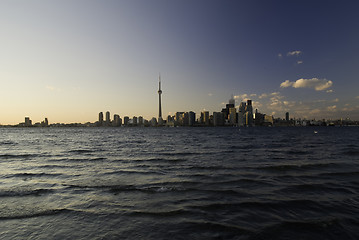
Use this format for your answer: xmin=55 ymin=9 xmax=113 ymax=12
xmin=1 ymin=1 xmax=359 ymax=124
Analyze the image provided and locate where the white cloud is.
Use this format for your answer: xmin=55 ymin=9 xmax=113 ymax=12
xmin=310 ymin=109 xmax=321 ymax=115
xmin=287 ymin=50 xmax=302 ymax=56
xmin=46 ymin=85 xmax=55 ymax=91
xmin=278 ymin=53 xmax=283 ymax=58
xmin=327 ymin=105 xmax=337 ymax=111
xmin=280 ymin=80 xmax=293 ymax=88
xmin=326 ymin=89 xmax=334 ymax=93
xmin=271 ymin=92 xmax=280 ymax=96
xmin=280 ymin=78 xmax=333 ymax=91
xmin=252 ymin=101 xmax=262 ymax=109
xmin=297 ymin=60 xmax=303 ymax=64
xmin=259 ymin=92 xmax=280 ymax=99
xmin=46 ymin=85 xmax=62 ymax=92
xmin=259 ymin=93 xmax=268 ymax=99
xmin=234 ymin=94 xmax=249 ymax=101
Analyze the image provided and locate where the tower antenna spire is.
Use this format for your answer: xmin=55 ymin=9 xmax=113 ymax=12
xmin=158 ymin=73 xmax=162 ymax=120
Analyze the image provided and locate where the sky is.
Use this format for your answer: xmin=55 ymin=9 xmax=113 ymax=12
xmin=1 ymin=0 xmax=359 ymax=124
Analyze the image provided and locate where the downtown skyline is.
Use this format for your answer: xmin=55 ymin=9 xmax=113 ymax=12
xmin=1 ymin=0 xmax=359 ymax=125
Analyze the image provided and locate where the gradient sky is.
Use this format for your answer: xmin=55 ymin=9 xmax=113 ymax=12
xmin=1 ymin=0 xmax=359 ymax=124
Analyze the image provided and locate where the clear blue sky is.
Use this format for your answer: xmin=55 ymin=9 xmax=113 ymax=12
xmin=1 ymin=0 xmax=358 ymax=124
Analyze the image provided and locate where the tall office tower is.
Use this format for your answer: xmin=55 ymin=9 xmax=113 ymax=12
xmin=222 ymin=96 xmax=235 ymax=120
xmin=106 ymin=111 xmax=110 ymax=125
xmin=229 ymin=107 xmax=237 ymax=125
xmin=175 ymin=112 xmax=184 ymax=125
xmin=158 ymin=74 xmax=162 ymax=120
xmin=167 ymin=115 xmax=173 ymax=123
xmin=213 ymin=112 xmax=225 ymax=126
xmin=113 ymin=114 xmax=121 ymax=127
xmin=245 ymin=100 xmax=253 ymax=126
xmin=203 ymin=111 xmax=210 ymax=125
xmin=99 ymin=112 xmax=104 ymax=126
xmin=150 ymin=117 xmax=158 ymax=127
xmin=189 ymin=111 xmax=196 ymax=126
xmin=123 ymin=116 xmax=129 ymax=126
xmin=132 ymin=116 xmax=138 ymax=126
xmin=25 ymin=117 xmax=32 ymax=127
xmin=138 ymin=116 xmax=143 ymax=126
xmin=286 ymin=112 xmax=290 ymax=122
xmin=182 ymin=112 xmax=189 ymax=126
xmin=238 ymin=102 xmax=246 ymax=126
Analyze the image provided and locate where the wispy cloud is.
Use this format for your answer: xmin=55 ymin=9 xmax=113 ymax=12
xmin=280 ymin=78 xmax=333 ymax=91
xmin=234 ymin=94 xmax=249 ymax=101
xmin=327 ymin=105 xmax=337 ymax=111
xmin=46 ymin=85 xmax=55 ymax=91
xmin=287 ymin=50 xmax=302 ymax=56
xmin=45 ymin=85 xmax=62 ymax=92
xmin=259 ymin=92 xmax=280 ymax=99
xmin=297 ymin=60 xmax=303 ymax=64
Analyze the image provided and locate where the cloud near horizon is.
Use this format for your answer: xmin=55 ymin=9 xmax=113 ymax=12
xmin=287 ymin=50 xmax=302 ymax=56
xmin=280 ymin=78 xmax=333 ymax=91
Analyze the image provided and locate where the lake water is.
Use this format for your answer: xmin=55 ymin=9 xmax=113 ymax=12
xmin=0 ymin=127 xmax=358 ymax=239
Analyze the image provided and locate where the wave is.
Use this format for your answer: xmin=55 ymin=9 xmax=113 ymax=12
xmin=0 ymin=140 xmax=17 ymax=145
xmin=319 ymin=171 xmax=359 ymax=177
xmin=68 ymin=149 xmax=96 ymax=154
xmin=158 ymin=152 xmax=199 ymax=157
xmin=275 ymin=183 xmax=357 ymax=195
xmin=64 ymin=182 xmax=199 ymax=194
xmin=129 ymin=209 xmax=189 ymax=217
xmin=0 ymin=188 xmax=54 ymax=197
xmin=130 ymin=157 xmax=187 ymax=163
xmin=340 ymin=148 xmax=359 ymax=156
xmin=257 ymin=162 xmax=340 ymax=172
xmin=0 ymin=153 xmax=39 ymax=160
xmin=285 ymin=149 xmax=310 ymax=155
xmin=179 ymin=220 xmax=253 ymax=237
xmin=8 ymin=172 xmax=62 ymax=178
xmin=37 ymin=164 xmax=73 ymax=169
xmin=192 ymin=199 xmax=325 ymax=213
xmin=48 ymin=157 xmax=107 ymax=163
xmin=103 ymin=170 xmax=167 ymax=176
xmin=251 ymin=217 xmax=357 ymax=240
xmin=0 ymin=208 xmax=73 ymax=220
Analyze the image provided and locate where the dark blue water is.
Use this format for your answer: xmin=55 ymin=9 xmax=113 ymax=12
xmin=0 ymin=127 xmax=358 ymax=239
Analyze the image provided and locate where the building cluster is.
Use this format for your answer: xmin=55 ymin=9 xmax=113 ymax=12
xmin=164 ymin=97 xmax=273 ymax=127
xmin=17 ymin=117 xmax=49 ymax=127
xmin=6 ymin=77 xmax=358 ymax=128
xmin=94 ymin=97 xmax=273 ymax=128
xmin=97 ymin=111 xmax=145 ymax=127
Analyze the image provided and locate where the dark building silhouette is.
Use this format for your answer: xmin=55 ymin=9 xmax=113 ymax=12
xmin=99 ymin=112 xmax=104 ymax=126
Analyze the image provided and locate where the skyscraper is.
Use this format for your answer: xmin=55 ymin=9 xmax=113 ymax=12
xmin=99 ymin=112 xmax=103 ymax=126
xmin=158 ymin=74 xmax=162 ymax=121
xmin=106 ymin=111 xmax=110 ymax=125
xmin=245 ymin=100 xmax=253 ymax=126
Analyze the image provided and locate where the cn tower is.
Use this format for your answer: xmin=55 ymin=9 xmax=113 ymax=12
xmin=158 ymin=74 xmax=162 ymax=120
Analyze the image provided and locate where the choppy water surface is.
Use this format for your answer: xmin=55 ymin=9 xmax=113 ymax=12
xmin=0 ymin=127 xmax=358 ymax=239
